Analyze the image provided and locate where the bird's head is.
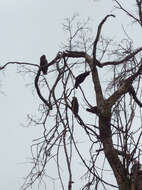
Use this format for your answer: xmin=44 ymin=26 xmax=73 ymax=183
xmin=72 ymin=96 xmax=76 ymax=100
xmin=40 ymin=55 xmax=46 ymax=60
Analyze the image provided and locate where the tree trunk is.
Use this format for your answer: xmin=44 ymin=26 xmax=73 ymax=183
xmin=99 ymin=114 xmax=130 ymax=190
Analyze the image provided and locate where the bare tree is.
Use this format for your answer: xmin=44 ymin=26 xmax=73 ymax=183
xmin=1 ymin=1 xmax=142 ymax=190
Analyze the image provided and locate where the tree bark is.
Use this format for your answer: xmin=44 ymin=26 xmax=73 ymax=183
xmin=99 ymin=113 xmax=130 ymax=190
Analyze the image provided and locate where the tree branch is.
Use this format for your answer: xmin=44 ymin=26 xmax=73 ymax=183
xmin=114 ymin=0 xmax=140 ymax=24
xmin=129 ymin=85 xmax=142 ymax=107
xmin=93 ymin=14 xmax=115 ymax=67
xmin=107 ymin=64 xmax=142 ymax=107
xmin=101 ymin=47 xmax=142 ymax=67
xmin=0 ymin=61 xmax=39 ymax=70
xmin=34 ymin=68 xmax=52 ymax=109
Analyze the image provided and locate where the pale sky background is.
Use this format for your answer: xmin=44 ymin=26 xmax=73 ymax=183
xmin=0 ymin=0 xmax=141 ymax=190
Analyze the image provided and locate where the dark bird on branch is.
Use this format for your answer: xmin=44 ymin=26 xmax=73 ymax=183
xmin=40 ymin=55 xmax=48 ymax=75
xmin=71 ymin=97 xmax=79 ymax=115
xmin=75 ymin=71 xmax=90 ymax=89
xmin=86 ymin=106 xmax=100 ymax=116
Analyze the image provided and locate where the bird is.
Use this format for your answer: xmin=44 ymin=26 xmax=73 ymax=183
xmin=75 ymin=71 xmax=90 ymax=89
xmin=40 ymin=55 xmax=48 ymax=75
xmin=86 ymin=106 xmax=100 ymax=116
xmin=71 ymin=97 xmax=79 ymax=115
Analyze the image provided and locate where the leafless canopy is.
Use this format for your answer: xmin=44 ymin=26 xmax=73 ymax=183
xmin=1 ymin=1 xmax=142 ymax=190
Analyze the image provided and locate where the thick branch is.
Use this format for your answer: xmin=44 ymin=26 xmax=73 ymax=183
xmin=92 ymin=67 xmax=104 ymax=106
xmin=63 ymin=50 xmax=86 ymax=59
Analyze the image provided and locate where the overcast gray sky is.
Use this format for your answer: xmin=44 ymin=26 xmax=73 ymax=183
xmin=0 ymin=0 xmax=140 ymax=189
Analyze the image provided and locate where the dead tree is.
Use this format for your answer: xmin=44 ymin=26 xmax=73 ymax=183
xmin=1 ymin=1 xmax=142 ymax=190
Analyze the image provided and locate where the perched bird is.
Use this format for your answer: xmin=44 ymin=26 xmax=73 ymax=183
xmin=71 ymin=97 xmax=79 ymax=115
xmin=40 ymin=55 xmax=48 ymax=75
xmin=86 ymin=106 xmax=100 ymax=116
xmin=75 ymin=71 xmax=90 ymax=89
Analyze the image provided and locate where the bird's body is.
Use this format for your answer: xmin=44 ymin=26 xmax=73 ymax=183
xmin=75 ymin=71 xmax=90 ymax=89
xmin=86 ymin=106 xmax=100 ymax=116
xmin=71 ymin=97 xmax=79 ymax=115
xmin=86 ymin=106 xmax=98 ymax=114
xmin=40 ymin=55 xmax=48 ymax=75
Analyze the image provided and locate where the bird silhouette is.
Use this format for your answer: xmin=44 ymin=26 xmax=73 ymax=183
xmin=40 ymin=55 xmax=48 ymax=75
xmin=86 ymin=106 xmax=100 ymax=116
xmin=75 ymin=71 xmax=90 ymax=89
xmin=71 ymin=97 xmax=79 ymax=115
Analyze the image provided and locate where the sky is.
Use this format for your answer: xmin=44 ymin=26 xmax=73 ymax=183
xmin=0 ymin=0 xmax=140 ymax=190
